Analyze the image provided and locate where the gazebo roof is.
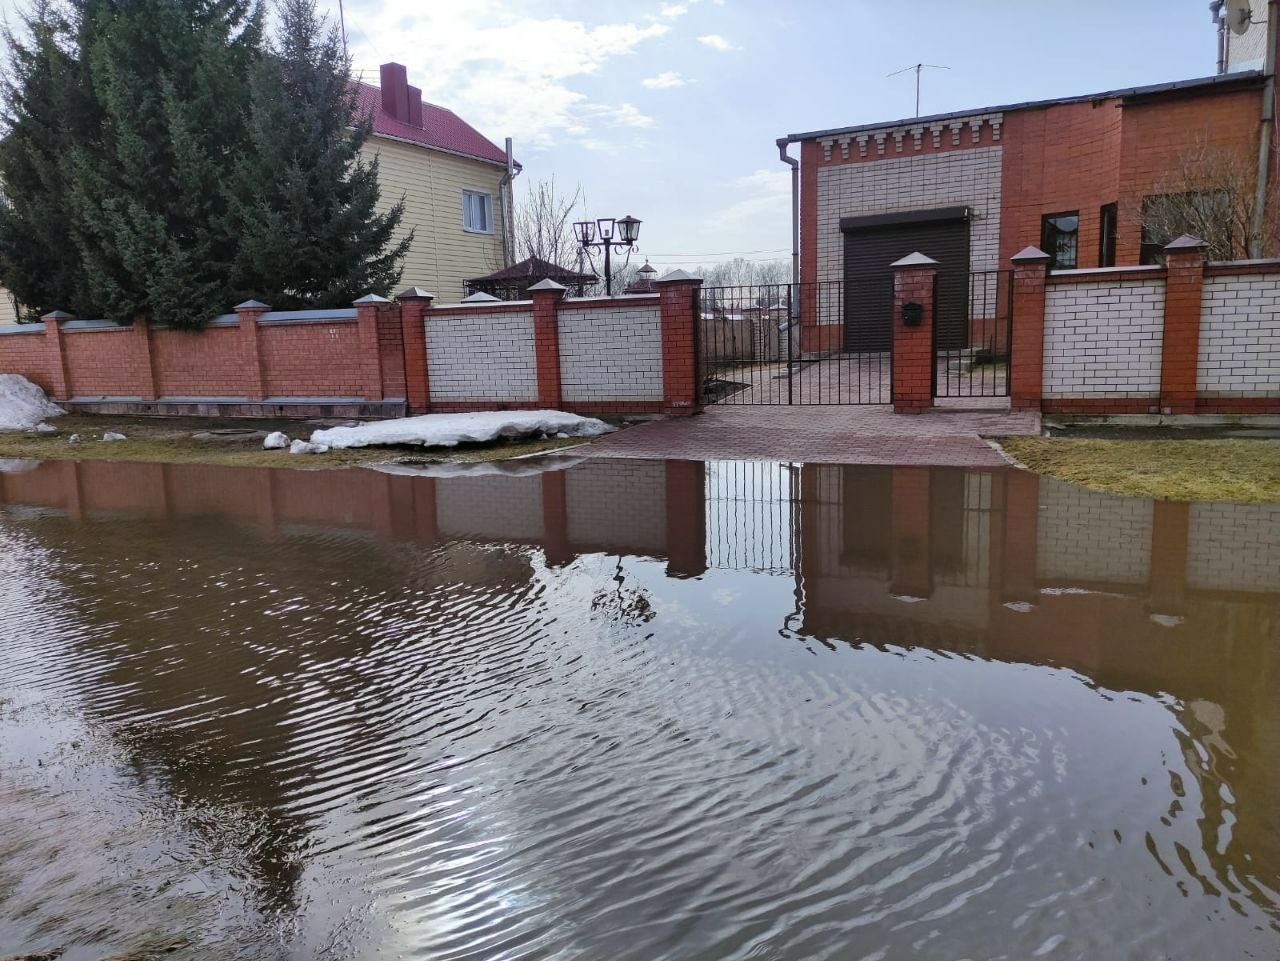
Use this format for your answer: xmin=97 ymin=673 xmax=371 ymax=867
xmin=469 ymin=255 xmax=597 ymax=284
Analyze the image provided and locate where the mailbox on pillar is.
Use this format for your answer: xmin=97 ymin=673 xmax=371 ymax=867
xmin=901 ymin=302 xmax=924 ymax=326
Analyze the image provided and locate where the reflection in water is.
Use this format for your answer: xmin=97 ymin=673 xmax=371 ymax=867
xmin=0 ymin=457 xmax=1277 ymax=960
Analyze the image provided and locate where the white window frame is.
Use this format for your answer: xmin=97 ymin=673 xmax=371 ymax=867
xmin=462 ymin=189 xmax=493 ymax=234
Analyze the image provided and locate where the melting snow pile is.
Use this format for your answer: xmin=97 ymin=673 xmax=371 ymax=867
xmin=0 ymin=374 xmax=64 ymax=431
xmin=310 ymin=410 xmax=614 ymax=451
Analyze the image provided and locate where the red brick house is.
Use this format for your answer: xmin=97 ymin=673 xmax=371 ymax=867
xmin=779 ymin=29 xmax=1276 ymax=354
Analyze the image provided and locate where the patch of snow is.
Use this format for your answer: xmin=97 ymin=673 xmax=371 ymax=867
xmin=101 ymin=432 xmax=127 ymax=442
xmin=1003 ymin=601 xmax=1036 ymax=614
xmin=289 ymin=439 xmax=329 ymax=455
xmin=263 ymin=431 xmax=290 ymax=450
xmin=67 ymin=434 xmax=81 ymax=445
xmin=1149 ymin=613 xmax=1184 ymax=628
xmin=370 ymin=454 xmax=588 ymax=478
xmin=0 ymin=458 xmax=40 ymax=473
xmin=310 ymin=410 xmax=614 ymax=451
xmin=0 ymin=374 xmax=64 ymax=431
xmin=32 ymin=422 xmax=57 ymax=433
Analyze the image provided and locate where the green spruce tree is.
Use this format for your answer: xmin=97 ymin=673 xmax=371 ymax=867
xmin=233 ymin=0 xmax=410 ymax=308
xmin=0 ymin=0 xmax=97 ymax=320
xmin=65 ymin=0 xmax=262 ymax=327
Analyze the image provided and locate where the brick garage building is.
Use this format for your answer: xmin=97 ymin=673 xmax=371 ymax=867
xmin=781 ymin=71 xmax=1270 ymax=353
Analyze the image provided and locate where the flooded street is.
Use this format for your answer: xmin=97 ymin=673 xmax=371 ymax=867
xmin=0 ymin=457 xmax=1277 ymax=960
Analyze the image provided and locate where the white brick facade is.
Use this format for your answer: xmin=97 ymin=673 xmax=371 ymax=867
xmin=1043 ymin=277 xmax=1165 ymax=397
xmin=425 ymin=309 xmax=538 ymax=401
xmin=1198 ymin=275 xmax=1280 ymax=396
xmin=815 ymin=144 xmax=1003 ymax=289
xmin=1036 ymin=478 xmax=1153 ymax=585
xmin=558 ymin=300 xmax=663 ymax=401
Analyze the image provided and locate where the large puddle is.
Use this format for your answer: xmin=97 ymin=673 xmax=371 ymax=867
xmin=0 ymin=457 xmax=1277 ymax=960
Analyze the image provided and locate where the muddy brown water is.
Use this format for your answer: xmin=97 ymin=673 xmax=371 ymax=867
xmin=0 ymin=457 xmax=1277 ymax=961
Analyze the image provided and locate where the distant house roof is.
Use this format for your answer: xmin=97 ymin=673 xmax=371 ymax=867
xmin=351 ymin=79 xmax=510 ymax=166
xmin=470 ymin=256 xmax=597 ymax=284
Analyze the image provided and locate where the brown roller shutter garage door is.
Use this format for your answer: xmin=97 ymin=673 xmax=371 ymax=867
xmin=840 ymin=207 xmax=970 ymax=352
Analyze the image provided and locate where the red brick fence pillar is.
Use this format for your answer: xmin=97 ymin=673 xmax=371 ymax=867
xmin=529 ymin=278 xmax=567 ymax=409
xmin=1008 ymin=246 xmax=1051 ymax=411
xmin=234 ymin=300 xmax=270 ymax=402
xmin=890 ymin=253 xmax=938 ymax=414
xmin=655 ymin=269 xmax=703 ymax=416
xmin=1159 ymin=234 xmax=1207 ymax=415
xmin=397 ymin=287 xmax=434 ymax=414
xmin=40 ymin=311 xmax=74 ymax=401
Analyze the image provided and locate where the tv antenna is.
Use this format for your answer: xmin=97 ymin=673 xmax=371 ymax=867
xmin=888 ymin=63 xmax=950 ymax=117
xmin=337 ymin=0 xmax=349 ymax=61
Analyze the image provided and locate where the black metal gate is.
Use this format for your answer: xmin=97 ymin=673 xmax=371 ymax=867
xmin=699 ymin=281 xmax=891 ymax=405
xmin=932 ymin=269 xmax=1012 ymax=399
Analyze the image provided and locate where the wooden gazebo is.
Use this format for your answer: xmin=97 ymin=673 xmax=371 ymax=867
xmin=466 ymin=256 xmax=597 ymax=300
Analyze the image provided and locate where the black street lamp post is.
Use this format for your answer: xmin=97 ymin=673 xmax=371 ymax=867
xmin=573 ymin=215 xmax=641 ymax=295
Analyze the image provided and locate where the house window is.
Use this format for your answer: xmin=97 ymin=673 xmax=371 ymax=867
xmin=462 ymin=190 xmax=493 ymax=233
xmin=1040 ymin=211 xmax=1079 ymax=270
xmin=1099 ymin=203 xmax=1118 ymax=267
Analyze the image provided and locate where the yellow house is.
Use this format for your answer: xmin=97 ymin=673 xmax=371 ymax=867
xmin=0 ymin=61 xmax=515 ymax=323
xmin=353 ymin=62 xmax=518 ymax=302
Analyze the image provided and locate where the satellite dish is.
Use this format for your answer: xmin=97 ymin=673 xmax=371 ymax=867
xmin=1226 ymin=0 xmax=1253 ymax=36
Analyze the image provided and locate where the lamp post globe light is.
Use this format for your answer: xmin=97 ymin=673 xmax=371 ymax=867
xmin=572 ymin=215 xmax=642 ymax=296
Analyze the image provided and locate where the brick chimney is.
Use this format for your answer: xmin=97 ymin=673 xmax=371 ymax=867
xmin=379 ymin=62 xmax=423 ymax=128
xmin=407 ymin=84 xmax=423 ymax=127
xmin=379 ymin=62 xmax=408 ymax=121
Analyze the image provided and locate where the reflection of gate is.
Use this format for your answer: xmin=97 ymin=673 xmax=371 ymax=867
xmin=699 ymin=282 xmax=891 ymax=405
xmin=933 ymin=269 xmax=1013 ymax=399
xmin=703 ymin=460 xmax=798 ymax=574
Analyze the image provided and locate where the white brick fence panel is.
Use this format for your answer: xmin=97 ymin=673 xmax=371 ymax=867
xmin=1043 ymin=277 xmax=1165 ymax=397
xmin=425 ymin=309 xmax=537 ymax=401
xmin=558 ymin=300 xmax=663 ymax=401
xmin=1198 ymin=275 xmax=1280 ymax=396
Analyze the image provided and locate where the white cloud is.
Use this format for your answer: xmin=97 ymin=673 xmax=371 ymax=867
xmin=642 ymin=71 xmax=689 ymax=89
xmin=345 ymin=2 xmax=672 ymax=149
xmin=696 ymin=33 xmax=738 ymax=51
xmin=707 ymin=168 xmax=791 ymax=232
xmin=659 ymin=3 xmax=688 ymax=17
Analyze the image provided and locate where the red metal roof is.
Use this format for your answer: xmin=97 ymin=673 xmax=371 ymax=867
xmin=352 ymin=81 xmax=509 ymax=166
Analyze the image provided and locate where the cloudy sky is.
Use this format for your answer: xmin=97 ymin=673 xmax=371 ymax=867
xmin=0 ymin=0 xmax=1225 ymax=272
xmin=330 ymin=0 xmax=1220 ymax=273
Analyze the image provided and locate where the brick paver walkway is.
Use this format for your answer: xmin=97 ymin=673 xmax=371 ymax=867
xmin=585 ymin=405 xmax=1040 ymax=467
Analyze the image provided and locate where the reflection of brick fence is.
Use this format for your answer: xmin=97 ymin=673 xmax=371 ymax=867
xmin=0 ymin=274 xmax=702 ymax=419
xmin=1009 ymin=237 xmax=1280 ymax=415
xmin=0 ymin=457 xmax=709 ymax=577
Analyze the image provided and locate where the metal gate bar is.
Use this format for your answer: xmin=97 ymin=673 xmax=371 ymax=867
xmin=699 ymin=281 xmax=892 ymax=405
xmin=933 ymin=269 xmax=1012 ymax=399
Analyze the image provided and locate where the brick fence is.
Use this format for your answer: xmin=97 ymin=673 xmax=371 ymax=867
xmin=1007 ymin=235 xmax=1280 ymax=415
xmin=0 ymin=272 xmax=703 ymax=419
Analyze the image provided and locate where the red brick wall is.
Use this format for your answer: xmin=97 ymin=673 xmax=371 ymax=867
xmin=0 ymin=330 xmax=54 ymax=393
xmin=62 ymin=328 xmax=152 ymax=398
xmin=998 ymin=99 xmax=1123 ymax=268
xmin=996 ymin=87 xmax=1262 ymax=267
xmin=259 ymin=321 xmax=369 ymax=398
xmin=153 ymin=325 xmax=244 ymax=398
xmin=1114 ymin=89 xmax=1262 ymax=264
